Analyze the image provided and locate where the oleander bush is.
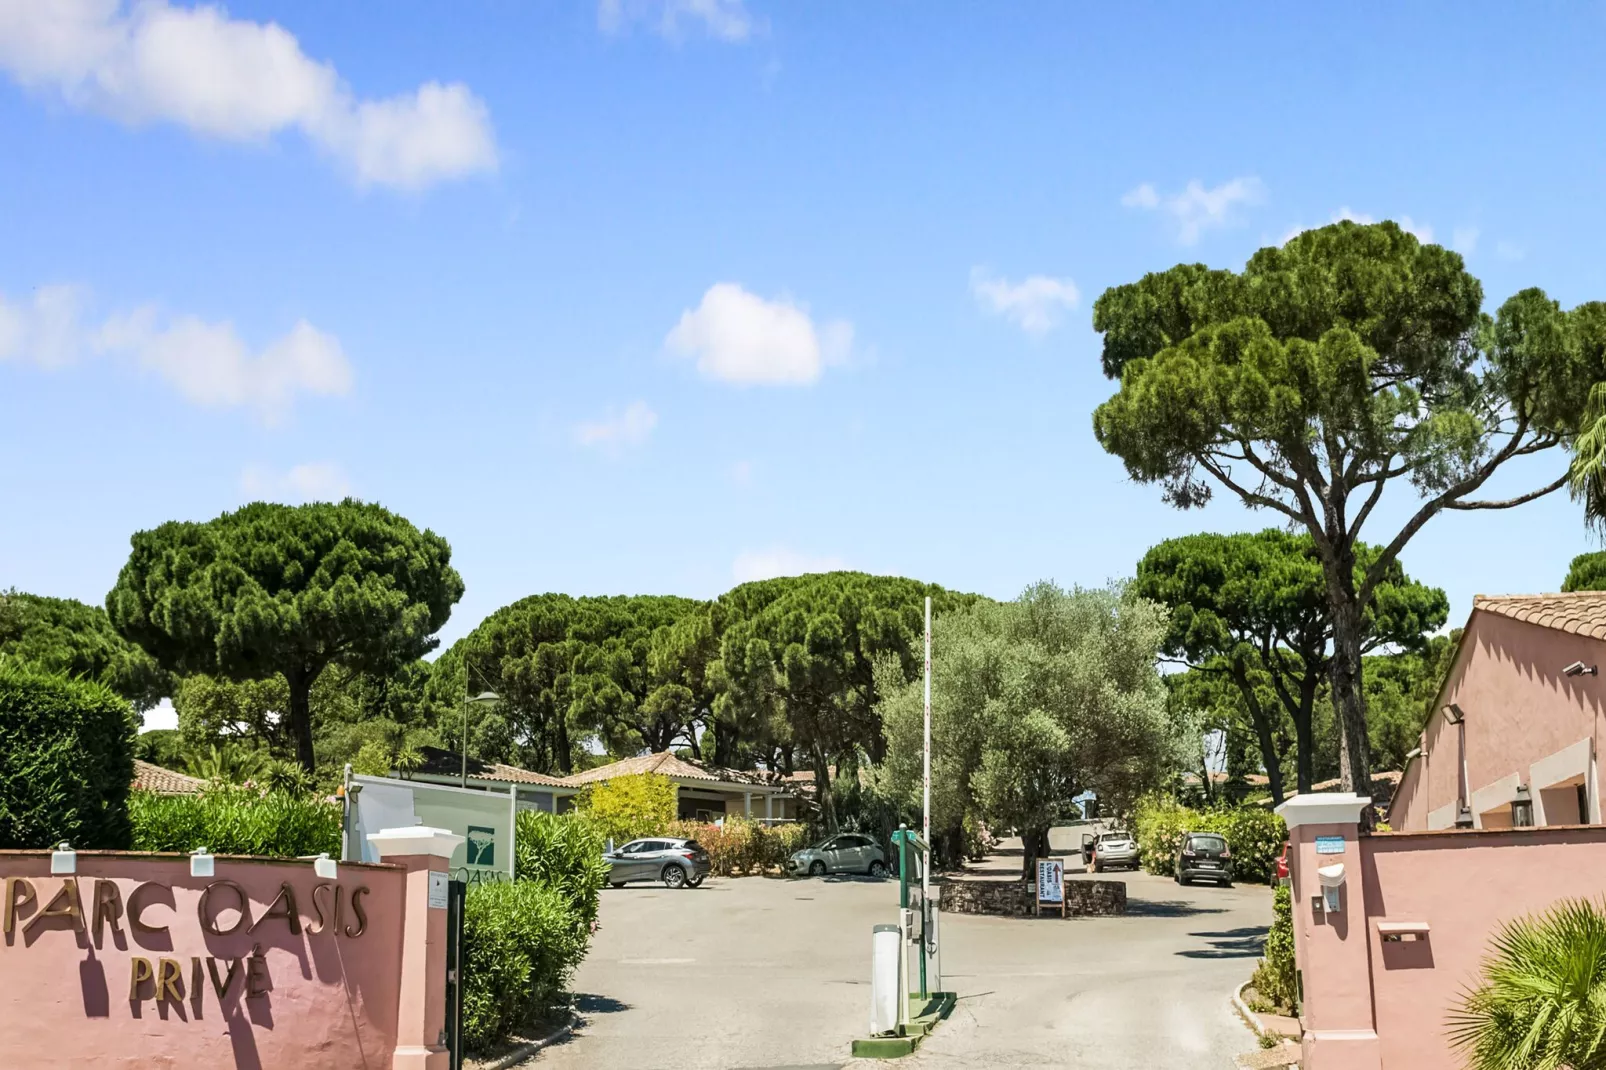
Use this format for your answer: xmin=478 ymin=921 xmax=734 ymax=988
xmin=461 ymin=880 xmax=588 ymax=1051
xmin=1131 ymin=794 xmax=1286 ymax=883
xmin=128 ymin=785 xmax=341 ymax=857
xmin=513 ymin=810 xmax=608 ymax=928
xmin=663 ymin=817 xmax=812 ymax=876
xmin=0 ymin=664 xmax=136 ymax=850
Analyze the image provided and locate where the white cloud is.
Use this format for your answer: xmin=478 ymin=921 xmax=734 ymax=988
xmin=240 ymin=461 xmax=352 ymax=502
xmin=598 ymin=0 xmax=754 ymax=41
xmin=666 ymin=283 xmax=851 ymax=386
xmin=0 ymin=284 xmax=353 ymax=421
xmin=576 ymin=400 xmax=658 ymax=450
xmin=1452 ymin=226 xmax=1479 ymax=255
xmin=731 ymin=546 xmax=846 ymax=584
xmin=0 ymin=0 xmax=496 ymax=191
xmin=1496 ymin=241 xmax=1526 ymax=262
xmin=969 ymin=268 xmax=1080 ymax=336
xmin=1122 ymin=177 xmax=1265 ymax=244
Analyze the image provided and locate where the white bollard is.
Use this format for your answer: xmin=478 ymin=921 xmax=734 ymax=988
xmin=926 ymin=904 xmax=941 ymax=994
xmin=870 ymin=924 xmax=901 ymax=1035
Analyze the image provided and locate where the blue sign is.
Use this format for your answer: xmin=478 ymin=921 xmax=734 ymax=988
xmin=1315 ymin=836 xmax=1346 ymax=855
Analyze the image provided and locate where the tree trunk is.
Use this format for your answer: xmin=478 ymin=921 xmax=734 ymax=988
xmin=1296 ymin=675 xmax=1318 ymax=795
xmin=810 ymin=747 xmax=835 ymax=830
xmin=286 ymin=664 xmax=318 ymax=773
xmin=1020 ymin=825 xmax=1050 ymax=881
xmin=1326 ymin=562 xmax=1372 ymax=795
xmin=554 ymin=710 xmax=572 ymax=775
xmin=1230 ymin=658 xmax=1286 ymax=805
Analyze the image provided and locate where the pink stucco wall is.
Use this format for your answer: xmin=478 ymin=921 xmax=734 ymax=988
xmin=1361 ymin=827 xmax=1606 ymax=1068
xmin=1392 ymin=609 xmax=1606 ymax=831
xmin=0 ymin=851 xmax=407 ymax=1070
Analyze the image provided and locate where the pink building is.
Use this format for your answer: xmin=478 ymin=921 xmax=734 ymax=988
xmin=1390 ymin=592 xmax=1606 ymax=832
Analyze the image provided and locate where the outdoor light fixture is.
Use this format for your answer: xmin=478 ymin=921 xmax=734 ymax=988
xmin=1442 ymin=703 xmax=1465 ymax=724
xmin=1564 ymin=661 xmax=1599 ymax=677
xmin=314 ymin=853 xmax=338 ymax=880
xmin=50 ymin=842 xmax=75 ymax=875
xmin=461 ymin=689 xmax=502 ymax=788
xmin=190 ymin=847 xmax=214 ymax=878
xmin=1455 ymin=804 xmax=1474 ymax=829
xmin=1512 ymin=785 xmax=1535 ymax=828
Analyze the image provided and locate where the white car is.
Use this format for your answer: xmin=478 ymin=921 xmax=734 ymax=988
xmin=1092 ymin=831 xmax=1139 ymax=872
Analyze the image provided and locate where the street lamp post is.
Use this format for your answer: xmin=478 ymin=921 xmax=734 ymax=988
xmin=463 ymin=689 xmax=501 ymax=789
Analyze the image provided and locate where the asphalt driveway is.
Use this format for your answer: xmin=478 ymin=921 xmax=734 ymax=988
xmin=530 ymin=834 xmax=1269 ymax=1070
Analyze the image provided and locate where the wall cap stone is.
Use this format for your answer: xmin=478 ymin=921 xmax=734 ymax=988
xmin=367 ymin=826 xmax=465 ymax=859
xmin=1275 ymin=793 xmax=1372 ymax=830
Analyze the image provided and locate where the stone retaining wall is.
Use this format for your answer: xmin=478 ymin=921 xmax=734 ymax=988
xmin=939 ymin=877 xmax=1126 ymax=917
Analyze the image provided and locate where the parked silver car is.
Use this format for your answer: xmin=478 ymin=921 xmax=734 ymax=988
xmin=788 ymin=833 xmax=889 ymax=878
xmin=604 ymin=837 xmax=711 ymax=888
xmin=1092 ymin=830 xmax=1139 ymax=872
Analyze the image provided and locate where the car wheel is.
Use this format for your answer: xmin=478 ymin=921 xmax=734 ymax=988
xmin=868 ymin=859 xmax=888 ymax=879
xmin=688 ymin=874 xmax=705 ymax=888
xmin=610 ymin=881 xmax=627 ymax=889
xmin=809 ymin=860 xmax=827 ymax=877
xmin=662 ymin=865 xmax=687 ymax=889
xmin=1222 ymin=879 xmax=1233 ymax=888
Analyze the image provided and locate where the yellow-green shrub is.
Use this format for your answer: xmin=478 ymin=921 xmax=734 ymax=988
xmin=663 ymin=817 xmax=812 ymax=876
xmin=573 ymin=772 xmax=677 ymax=844
xmin=1131 ymin=794 xmax=1286 ymax=883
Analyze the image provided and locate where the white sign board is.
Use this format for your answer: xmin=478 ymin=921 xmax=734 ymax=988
xmin=428 ymin=871 xmax=449 ymax=910
xmin=1037 ymin=859 xmax=1064 ymax=904
xmin=351 ymin=775 xmax=516 ymax=881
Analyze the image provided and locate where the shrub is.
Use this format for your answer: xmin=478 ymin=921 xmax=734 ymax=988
xmin=1131 ymin=794 xmax=1286 ymax=883
xmin=660 ymin=817 xmax=812 ymax=876
xmin=1250 ymin=883 xmax=1299 ymax=1015
xmin=0 ymin=663 xmax=136 ymax=849
xmin=574 ymin=773 xmax=677 ymax=844
xmin=128 ymin=786 xmax=341 ymax=857
xmin=461 ymin=880 xmax=588 ymax=1051
xmin=1449 ymin=898 xmax=1606 ymax=1070
xmin=513 ymin=810 xmax=608 ymax=928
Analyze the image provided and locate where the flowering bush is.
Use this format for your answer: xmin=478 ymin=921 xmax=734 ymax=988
xmin=663 ymin=817 xmax=812 ymax=876
xmin=1131 ymin=795 xmax=1286 ymax=883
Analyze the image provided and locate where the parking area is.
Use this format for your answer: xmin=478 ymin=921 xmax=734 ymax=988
xmin=532 ymin=837 xmax=1270 ymax=1070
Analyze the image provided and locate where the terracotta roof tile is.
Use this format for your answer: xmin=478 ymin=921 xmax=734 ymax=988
xmin=1474 ymin=592 xmax=1606 ymax=641
xmin=561 ymin=751 xmax=791 ymax=792
xmin=132 ymin=760 xmax=205 ymax=796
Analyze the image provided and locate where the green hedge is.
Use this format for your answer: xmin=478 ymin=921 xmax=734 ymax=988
xmin=128 ymin=786 xmax=341 ymax=857
xmin=461 ymin=880 xmax=588 ymax=1051
xmin=0 ymin=664 xmax=135 ymax=849
xmin=1131 ymin=795 xmax=1286 ymax=883
xmin=1250 ymin=883 xmax=1299 ymax=1014
xmin=513 ymin=810 xmax=608 ymax=929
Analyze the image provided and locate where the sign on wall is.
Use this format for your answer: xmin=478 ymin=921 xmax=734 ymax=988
xmin=351 ymin=776 xmax=515 ymax=881
xmin=1037 ymin=859 xmax=1065 ymax=916
xmin=1315 ymin=836 xmax=1346 ymax=855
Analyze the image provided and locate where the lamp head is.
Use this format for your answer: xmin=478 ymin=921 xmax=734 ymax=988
xmin=1564 ymin=661 xmax=1598 ymax=678
xmin=469 ymin=691 xmax=501 ymax=706
xmin=1442 ymin=703 xmax=1465 ymax=725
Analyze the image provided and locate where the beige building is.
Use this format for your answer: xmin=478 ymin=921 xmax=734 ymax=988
xmin=561 ymin=751 xmax=801 ymax=822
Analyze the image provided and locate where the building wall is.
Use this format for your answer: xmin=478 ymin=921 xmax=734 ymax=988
xmin=1360 ymin=828 xmax=1606 ymax=1068
xmin=0 ymin=851 xmax=408 ymax=1070
xmin=1391 ymin=610 xmax=1606 ymax=831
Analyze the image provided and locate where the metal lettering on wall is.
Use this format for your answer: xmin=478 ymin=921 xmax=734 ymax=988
xmin=3 ymin=876 xmax=370 ymax=1017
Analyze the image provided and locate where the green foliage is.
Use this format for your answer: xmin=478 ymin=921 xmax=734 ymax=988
xmin=1450 ymin=898 xmax=1606 ymax=1070
xmin=711 ymin=572 xmax=979 ymax=824
xmin=1564 ymin=551 xmax=1606 ymax=592
xmin=1135 ymin=530 xmax=1446 ymax=797
xmin=1093 ymin=221 xmax=1606 ymax=790
xmin=1131 ymin=795 xmax=1286 ymax=884
xmin=663 ymin=816 xmax=811 ymax=876
xmin=433 ymin=593 xmax=702 ymax=774
xmin=107 ymin=499 xmax=464 ymax=772
xmin=133 ymin=728 xmax=185 ymax=770
xmin=127 ymin=786 xmax=340 ymax=857
xmin=0 ymin=589 xmax=168 ymax=710
xmin=1250 ymin=884 xmax=1299 ymax=1016
xmin=0 ymin=663 xmax=136 ymax=849
xmin=879 ymin=581 xmax=1187 ymax=875
xmin=513 ymin=811 xmax=608 ymax=929
xmin=461 ymin=880 xmax=589 ymax=1052
xmin=574 ymin=773 xmax=678 ymax=844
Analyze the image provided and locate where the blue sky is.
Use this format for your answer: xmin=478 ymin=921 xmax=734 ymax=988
xmin=4 ymin=2 xmax=1606 ymax=733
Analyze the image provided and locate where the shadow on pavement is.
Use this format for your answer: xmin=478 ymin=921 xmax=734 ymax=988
xmin=572 ymin=993 xmax=632 ymax=1015
xmin=1125 ymin=898 xmax=1228 ymax=918
xmin=1175 ymin=925 xmax=1269 ymax=959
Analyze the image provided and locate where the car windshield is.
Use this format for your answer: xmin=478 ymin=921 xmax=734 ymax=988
xmin=1099 ymin=832 xmax=1129 ymax=842
xmin=1189 ymin=835 xmax=1227 ymax=851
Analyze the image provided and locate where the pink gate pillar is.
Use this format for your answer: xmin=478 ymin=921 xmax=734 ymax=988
xmin=1275 ymin=794 xmax=1382 ymax=1070
xmin=367 ymin=827 xmax=466 ymax=1070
